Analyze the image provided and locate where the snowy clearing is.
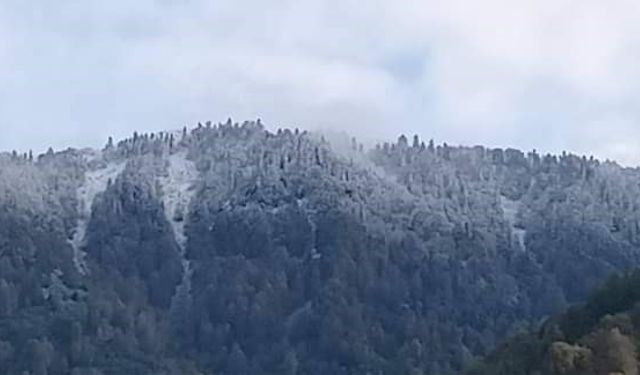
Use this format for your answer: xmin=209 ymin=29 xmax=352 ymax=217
xmin=70 ymin=159 xmax=125 ymax=274
xmin=500 ymin=195 xmax=527 ymax=251
xmin=158 ymin=151 xmax=198 ymax=305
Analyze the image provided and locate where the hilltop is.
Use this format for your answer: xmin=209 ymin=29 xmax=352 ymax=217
xmin=1 ymin=120 xmax=640 ymax=374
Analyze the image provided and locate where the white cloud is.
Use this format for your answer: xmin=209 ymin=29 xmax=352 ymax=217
xmin=1 ymin=0 xmax=640 ymax=165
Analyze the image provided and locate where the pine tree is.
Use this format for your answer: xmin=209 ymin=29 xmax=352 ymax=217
xmin=227 ymin=343 xmax=250 ymax=375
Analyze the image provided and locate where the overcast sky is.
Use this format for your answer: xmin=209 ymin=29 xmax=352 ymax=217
xmin=1 ymin=1 xmax=640 ymax=165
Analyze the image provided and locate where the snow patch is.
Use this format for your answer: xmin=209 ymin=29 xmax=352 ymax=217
xmin=158 ymin=152 xmax=198 ymax=306
xmin=159 ymin=152 xmax=198 ymax=250
xmin=70 ymin=159 xmax=126 ymax=275
xmin=298 ymin=198 xmax=321 ymax=260
xmin=311 ymin=247 xmax=322 ymax=260
xmin=500 ymin=195 xmax=527 ymax=251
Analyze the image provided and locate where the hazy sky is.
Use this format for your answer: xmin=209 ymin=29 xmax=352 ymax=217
xmin=1 ymin=1 xmax=640 ymax=165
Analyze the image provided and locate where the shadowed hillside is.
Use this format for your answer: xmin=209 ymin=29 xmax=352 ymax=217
xmin=465 ymin=269 xmax=640 ymax=375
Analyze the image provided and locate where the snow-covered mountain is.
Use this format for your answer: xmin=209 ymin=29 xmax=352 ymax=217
xmin=2 ymin=120 xmax=640 ymax=374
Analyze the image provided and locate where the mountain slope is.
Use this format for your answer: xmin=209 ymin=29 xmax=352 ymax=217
xmin=1 ymin=120 xmax=640 ymax=374
xmin=464 ymin=269 xmax=640 ymax=375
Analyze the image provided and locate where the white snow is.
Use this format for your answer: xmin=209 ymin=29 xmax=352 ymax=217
xmin=311 ymin=247 xmax=322 ymax=260
xmin=159 ymin=151 xmax=198 ymax=250
xmin=158 ymin=151 xmax=198 ymax=302
xmin=500 ymin=195 xmax=527 ymax=251
xmin=298 ymin=198 xmax=321 ymax=260
xmin=70 ymin=159 xmax=126 ymax=275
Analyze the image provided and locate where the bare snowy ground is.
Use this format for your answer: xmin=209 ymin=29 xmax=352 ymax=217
xmin=500 ymin=195 xmax=527 ymax=251
xmin=70 ymin=158 xmax=126 ymax=274
xmin=158 ymin=151 xmax=198 ymax=303
xmin=159 ymin=151 xmax=198 ymax=251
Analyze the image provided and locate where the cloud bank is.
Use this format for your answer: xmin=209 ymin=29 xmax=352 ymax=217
xmin=1 ymin=0 xmax=640 ymax=165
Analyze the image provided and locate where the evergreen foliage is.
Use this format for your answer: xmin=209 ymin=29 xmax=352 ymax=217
xmin=2 ymin=121 xmax=640 ymax=374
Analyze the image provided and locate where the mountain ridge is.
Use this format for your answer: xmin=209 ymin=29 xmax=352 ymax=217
xmin=1 ymin=119 xmax=640 ymax=374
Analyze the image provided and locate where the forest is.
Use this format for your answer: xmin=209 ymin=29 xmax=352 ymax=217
xmin=1 ymin=121 xmax=640 ymax=374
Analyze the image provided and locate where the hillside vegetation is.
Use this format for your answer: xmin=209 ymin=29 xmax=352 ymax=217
xmin=2 ymin=120 xmax=640 ymax=374
xmin=466 ymin=269 xmax=640 ymax=375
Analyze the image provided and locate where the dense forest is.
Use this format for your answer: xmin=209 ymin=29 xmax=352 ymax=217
xmin=466 ymin=269 xmax=640 ymax=374
xmin=2 ymin=120 xmax=640 ymax=374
